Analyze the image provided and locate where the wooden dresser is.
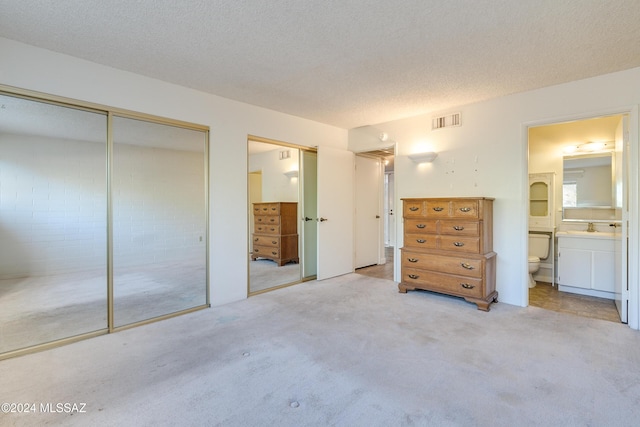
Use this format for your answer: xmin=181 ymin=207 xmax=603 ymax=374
xmin=398 ymin=197 xmax=498 ymax=311
xmin=251 ymin=202 xmax=299 ymax=266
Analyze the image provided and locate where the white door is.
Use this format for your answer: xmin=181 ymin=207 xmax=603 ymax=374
xmin=317 ymin=146 xmax=355 ymax=280
xmin=355 ymin=156 xmax=382 ymax=268
xmin=615 ymin=115 xmax=629 ymax=323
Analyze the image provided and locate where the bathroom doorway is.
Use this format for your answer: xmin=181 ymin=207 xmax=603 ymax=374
xmin=527 ymin=113 xmax=628 ymax=323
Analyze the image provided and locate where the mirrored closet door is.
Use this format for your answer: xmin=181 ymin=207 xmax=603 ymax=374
xmin=0 ymin=94 xmax=108 ymax=354
xmin=1 ymin=90 xmax=209 ymax=358
xmin=112 ymin=116 xmax=208 ymax=327
xmin=248 ymin=138 xmax=310 ymax=294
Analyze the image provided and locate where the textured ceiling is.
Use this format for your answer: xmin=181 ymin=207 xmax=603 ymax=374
xmin=1 ymin=1 xmax=640 ymax=129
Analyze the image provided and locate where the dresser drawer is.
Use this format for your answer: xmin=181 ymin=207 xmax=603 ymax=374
xmin=255 ymin=215 xmax=280 ymax=225
xmin=404 ymin=200 xmax=425 ymax=217
xmin=255 ymin=224 xmax=280 ymax=234
xmin=253 ymin=235 xmax=280 ymax=248
xmin=404 ymin=219 xmax=438 ymax=234
xmin=403 ymin=268 xmax=483 ymax=298
xmin=451 ymin=200 xmax=479 ymax=218
xmin=424 ymin=200 xmax=450 ymax=217
xmin=252 ymin=245 xmax=280 ymax=258
xmin=404 ymin=234 xmax=438 ymax=249
xmin=439 ymin=236 xmax=480 ymax=253
xmin=402 ymin=251 xmax=482 ymax=278
xmin=438 ymin=220 xmax=479 ymax=236
xmin=254 ymin=203 xmax=280 ymax=215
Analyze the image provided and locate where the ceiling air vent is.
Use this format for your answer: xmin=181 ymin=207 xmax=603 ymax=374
xmin=432 ymin=113 xmax=461 ymax=130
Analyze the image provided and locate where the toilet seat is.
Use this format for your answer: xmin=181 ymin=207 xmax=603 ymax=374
xmin=528 ymin=255 xmax=540 ymax=263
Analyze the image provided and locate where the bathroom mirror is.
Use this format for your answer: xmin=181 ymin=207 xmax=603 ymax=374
xmin=562 ymin=151 xmax=616 ymax=220
xmin=248 ymin=139 xmax=302 ymax=294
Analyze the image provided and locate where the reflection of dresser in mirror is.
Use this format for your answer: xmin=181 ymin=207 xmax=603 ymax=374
xmin=251 ymin=202 xmax=299 ymax=266
xmin=529 ymin=172 xmax=555 ymax=285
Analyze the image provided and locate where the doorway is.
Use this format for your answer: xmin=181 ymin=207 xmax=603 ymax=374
xmin=527 ymin=113 xmax=628 ymax=323
xmin=354 ymin=147 xmax=395 ymax=281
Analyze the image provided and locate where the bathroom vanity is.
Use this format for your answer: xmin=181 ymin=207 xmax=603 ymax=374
xmin=556 ymin=231 xmax=618 ymax=299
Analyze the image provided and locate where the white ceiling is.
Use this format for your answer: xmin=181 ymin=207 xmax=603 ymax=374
xmin=1 ymin=1 xmax=640 ymax=129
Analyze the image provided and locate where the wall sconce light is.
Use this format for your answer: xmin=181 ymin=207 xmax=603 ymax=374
xmin=409 ymin=152 xmax=438 ymax=163
xmin=284 ymin=170 xmax=299 ymax=178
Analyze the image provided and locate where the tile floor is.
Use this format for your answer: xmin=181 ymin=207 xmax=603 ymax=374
xmin=529 ymin=281 xmax=621 ymax=323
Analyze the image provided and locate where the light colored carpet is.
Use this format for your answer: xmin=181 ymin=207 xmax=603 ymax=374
xmin=1 ymin=273 xmax=639 ymax=426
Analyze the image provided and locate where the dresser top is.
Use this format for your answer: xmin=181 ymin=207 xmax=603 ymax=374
xmin=401 ymin=197 xmax=495 ymax=201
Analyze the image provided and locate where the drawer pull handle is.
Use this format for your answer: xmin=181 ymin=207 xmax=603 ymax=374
xmin=270 ymin=228 xmax=276 ymax=231
xmin=254 ymin=249 xmax=260 ymax=253
xmin=272 ymin=252 xmax=277 ymax=255
xmin=254 ymin=238 xmax=259 ymax=241
xmin=262 ymin=208 xmax=267 ymax=211
xmin=454 ymin=242 xmax=465 ymax=247
xmin=272 ymin=241 xmax=278 ymax=244
xmin=409 ymin=206 xmax=419 ymax=211
xmin=460 ymin=283 xmax=475 ymax=289
xmin=433 ymin=206 xmax=444 ymax=212
xmin=270 ymin=218 xmax=275 ymax=222
xmin=416 ymin=224 xmax=426 ymax=229
xmin=453 ymin=225 xmax=464 ymax=231
xmin=408 ymin=274 xmax=420 ymax=279
xmin=408 ymin=258 xmax=418 ymax=263
xmin=459 ymin=207 xmax=472 ymax=212
xmin=461 ymin=263 xmax=474 ymax=270
xmin=258 ymin=218 xmax=263 ymax=222
xmin=416 ymin=239 xmax=426 ymax=243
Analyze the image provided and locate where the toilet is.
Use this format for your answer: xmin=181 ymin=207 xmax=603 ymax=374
xmin=528 ymin=233 xmax=550 ymax=288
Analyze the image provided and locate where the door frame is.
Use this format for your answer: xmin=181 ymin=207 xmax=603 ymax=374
xmin=522 ymin=105 xmax=639 ymax=329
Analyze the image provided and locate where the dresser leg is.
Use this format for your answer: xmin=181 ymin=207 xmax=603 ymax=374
xmin=398 ymin=283 xmax=414 ymax=293
xmin=464 ymin=291 xmax=498 ymax=312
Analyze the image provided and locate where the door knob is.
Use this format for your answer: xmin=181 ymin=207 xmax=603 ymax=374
xmin=376 ymin=215 xmax=380 ymax=218
xmin=318 ymin=217 xmax=328 ymax=222
xmin=304 ymin=217 xmax=313 ymax=221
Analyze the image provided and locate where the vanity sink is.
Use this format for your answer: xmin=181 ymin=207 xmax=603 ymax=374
xmin=557 ymin=230 xmax=617 ymax=238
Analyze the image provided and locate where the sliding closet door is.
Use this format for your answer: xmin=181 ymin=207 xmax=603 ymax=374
xmin=111 ymin=116 xmax=207 ymax=327
xmin=0 ymin=94 xmax=107 ymax=354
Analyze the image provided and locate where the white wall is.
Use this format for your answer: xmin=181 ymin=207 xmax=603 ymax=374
xmin=0 ymin=37 xmax=348 ymax=305
xmin=351 ymin=67 xmax=640 ymax=328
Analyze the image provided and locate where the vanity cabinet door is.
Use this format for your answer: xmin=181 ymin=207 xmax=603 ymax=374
xmin=558 ymin=248 xmax=592 ymax=289
xmin=593 ymin=250 xmax=615 ymax=292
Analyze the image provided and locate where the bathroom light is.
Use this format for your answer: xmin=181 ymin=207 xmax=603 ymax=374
xmin=409 ymin=151 xmax=438 ymax=163
xmin=284 ymin=170 xmax=298 ymax=178
xmin=580 ymin=142 xmax=606 ymax=152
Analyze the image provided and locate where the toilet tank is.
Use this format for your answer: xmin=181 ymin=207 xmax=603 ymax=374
xmin=528 ymin=233 xmax=550 ymax=259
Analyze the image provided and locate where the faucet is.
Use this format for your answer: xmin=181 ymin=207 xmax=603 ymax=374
xmin=587 ymin=222 xmax=595 ymax=232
